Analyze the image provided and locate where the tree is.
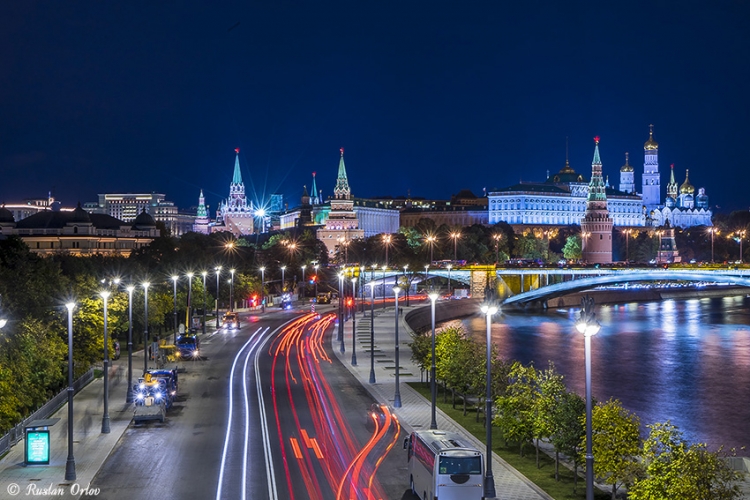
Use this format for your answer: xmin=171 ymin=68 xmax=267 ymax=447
xmin=531 ymin=362 xmax=566 ymax=468
xmin=586 ymin=398 xmax=642 ymax=499
xmin=550 ymin=391 xmax=586 ymax=487
xmin=629 ymin=421 xmax=742 ymax=500
xmin=562 ymin=235 xmax=582 ymax=261
xmin=494 ymin=361 xmax=537 ymax=456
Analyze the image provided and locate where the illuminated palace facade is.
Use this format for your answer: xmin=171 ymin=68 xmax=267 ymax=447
xmin=488 ymin=127 xmax=712 ymax=229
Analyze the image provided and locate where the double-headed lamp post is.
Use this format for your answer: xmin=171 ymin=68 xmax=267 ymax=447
xmin=338 ymin=272 xmax=345 ymax=352
xmin=351 ymin=277 xmax=357 ymax=366
xmin=428 ymin=291 xmax=440 ymax=429
xmin=447 ymin=264 xmax=453 ymax=299
xmin=393 ymin=286 xmax=402 ymax=408
xmin=281 ymin=265 xmax=287 ymax=293
xmin=229 ymin=269 xmax=235 ymax=312
xmin=186 ymin=272 xmax=194 ymax=330
xmin=201 ymin=271 xmax=208 ymax=335
xmin=126 ymin=286 xmax=135 ymax=403
xmin=708 ymin=227 xmax=719 ymax=263
xmin=215 ymin=266 xmax=222 ymax=329
xmin=100 ymin=290 xmax=111 ymax=434
xmin=143 ymin=282 xmax=150 ymax=374
xmin=65 ymin=302 xmax=76 ymax=480
xmin=480 ymin=301 xmax=499 ymax=499
xmin=301 ymin=265 xmax=306 ymax=298
xmin=368 ymin=282 xmax=376 ymax=384
xmin=171 ymin=275 xmax=179 ymax=343
xmin=575 ymin=295 xmax=601 ymax=500
xmin=259 ymin=267 xmax=266 ymax=312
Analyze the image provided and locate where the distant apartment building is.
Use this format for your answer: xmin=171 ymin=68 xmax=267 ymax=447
xmin=84 ymin=192 xmax=195 ymax=236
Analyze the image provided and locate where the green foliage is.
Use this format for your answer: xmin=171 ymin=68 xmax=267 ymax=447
xmin=562 ymin=235 xmax=582 ymax=261
xmin=494 ymin=361 xmax=537 ymax=456
xmin=550 ymin=391 xmax=586 ymax=487
xmin=514 ymin=234 xmax=547 ymax=260
xmin=586 ymin=398 xmax=642 ymax=499
xmin=532 ymin=362 xmax=566 ymax=467
xmin=408 ymin=331 xmax=431 ymax=372
xmin=629 ymin=421 xmax=742 ymax=500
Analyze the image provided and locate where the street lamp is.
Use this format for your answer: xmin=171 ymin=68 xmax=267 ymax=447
xmin=575 ymin=295 xmax=601 ymax=500
xmin=142 ymin=282 xmax=150 ymax=374
xmin=428 ymin=291 xmax=439 ymax=429
xmin=360 ymin=266 xmax=366 ymax=313
xmin=186 ymin=272 xmax=194 ymax=330
xmin=623 ymin=229 xmax=633 ymax=264
xmin=100 ymin=290 xmax=111 ymax=434
xmin=708 ymin=227 xmax=719 ymax=263
xmin=338 ymin=272 xmax=345 ymax=351
xmin=393 ymin=286 xmax=402 ymax=408
xmin=301 ymin=265 xmax=307 ymax=297
xmin=736 ymin=230 xmax=747 ymax=263
xmin=351 ymin=277 xmax=357 ymax=366
xmin=215 ymin=266 xmax=222 ymax=329
xmin=64 ymin=302 xmax=76 ymax=480
xmin=426 ymin=234 xmax=436 ymax=264
xmin=383 ymin=234 xmax=392 ymax=268
xmin=447 ymin=264 xmax=452 ymax=299
xmin=368 ymin=282 xmax=376 ymax=384
xmin=424 ymin=264 xmax=429 ymax=290
xmin=171 ymin=275 xmax=179 ymax=343
xmin=381 ymin=265 xmax=387 ymax=310
xmin=313 ymin=264 xmax=319 ymax=298
xmin=259 ymin=267 xmax=266 ymax=313
xmin=281 ymin=265 xmax=287 ymax=292
xmin=229 ymin=269 xmax=235 ymax=312
xmin=450 ymin=231 xmax=461 ymax=262
xmin=125 ymin=285 xmax=135 ymax=403
xmin=492 ymin=233 xmax=502 ymax=264
xmin=403 ymin=265 xmax=410 ymax=307
xmin=480 ymin=301 xmax=499 ymax=499
xmin=201 ymin=271 xmax=207 ymax=335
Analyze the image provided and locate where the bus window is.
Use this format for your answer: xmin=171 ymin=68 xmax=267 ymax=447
xmin=439 ymin=456 xmax=482 ymax=475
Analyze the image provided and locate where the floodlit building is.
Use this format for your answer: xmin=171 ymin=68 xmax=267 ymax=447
xmin=580 ymin=137 xmax=613 ymax=264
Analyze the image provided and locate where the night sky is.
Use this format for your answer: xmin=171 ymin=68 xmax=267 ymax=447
xmin=2 ymin=1 xmax=749 ymax=214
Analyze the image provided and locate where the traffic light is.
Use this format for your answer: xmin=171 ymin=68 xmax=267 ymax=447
xmin=346 ymin=298 xmax=353 ymax=307
xmin=309 ymin=275 xmax=317 ymax=284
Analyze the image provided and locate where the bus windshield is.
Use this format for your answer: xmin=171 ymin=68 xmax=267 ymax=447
xmin=438 ymin=456 xmax=482 ymax=475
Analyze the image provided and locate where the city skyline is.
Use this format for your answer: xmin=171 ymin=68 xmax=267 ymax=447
xmin=2 ymin=2 xmax=749 ymax=212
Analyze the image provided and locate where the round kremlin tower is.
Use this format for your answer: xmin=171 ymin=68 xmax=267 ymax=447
xmin=581 ymin=136 xmax=613 ymax=264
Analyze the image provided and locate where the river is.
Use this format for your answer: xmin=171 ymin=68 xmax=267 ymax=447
xmin=441 ymin=294 xmax=750 ymax=451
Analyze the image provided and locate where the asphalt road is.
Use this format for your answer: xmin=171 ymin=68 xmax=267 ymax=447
xmin=83 ymin=308 xmax=417 ymax=500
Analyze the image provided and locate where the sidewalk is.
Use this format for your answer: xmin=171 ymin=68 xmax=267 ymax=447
xmin=331 ymin=301 xmax=554 ymax=500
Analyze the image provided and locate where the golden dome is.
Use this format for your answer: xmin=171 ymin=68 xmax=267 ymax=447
xmin=644 ymin=125 xmax=658 ymax=151
xmin=679 ymin=169 xmax=694 ymax=194
xmin=620 ymin=152 xmax=633 ymax=172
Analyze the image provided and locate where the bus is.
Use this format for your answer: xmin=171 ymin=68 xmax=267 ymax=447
xmin=404 ymin=429 xmax=484 ymax=500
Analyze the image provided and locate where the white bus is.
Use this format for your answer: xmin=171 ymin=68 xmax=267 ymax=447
xmin=404 ymin=429 xmax=484 ymax=500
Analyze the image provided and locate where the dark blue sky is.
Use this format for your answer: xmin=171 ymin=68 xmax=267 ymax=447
xmin=2 ymin=1 xmax=749 ymax=213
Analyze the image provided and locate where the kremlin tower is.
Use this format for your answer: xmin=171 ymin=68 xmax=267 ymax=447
xmin=216 ymin=148 xmax=254 ymax=236
xmin=581 ymin=137 xmax=613 ymax=264
xmin=193 ymin=189 xmax=210 ymax=234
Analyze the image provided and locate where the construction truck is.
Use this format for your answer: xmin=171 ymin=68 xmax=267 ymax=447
xmin=132 ymin=369 xmax=178 ymax=423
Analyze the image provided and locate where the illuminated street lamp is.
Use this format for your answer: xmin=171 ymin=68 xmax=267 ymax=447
xmin=171 ymin=275 xmax=179 ymax=343
xmin=360 ymin=265 xmax=366 ymax=313
xmin=351 ymin=277 xmax=357 ymax=366
xmin=100 ymin=290 xmax=111 ymax=434
xmin=64 ymin=302 xmax=76 ymax=480
xmin=229 ymin=269 xmax=235 ymax=312
xmin=186 ymin=272 xmax=194 ymax=332
xmin=368 ymin=282 xmax=376 ymax=384
xmin=313 ymin=264 xmax=319 ymax=298
xmin=383 ymin=234 xmax=392 ymax=268
xmin=142 ymin=282 xmax=150 ymax=374
xmin=201 ymin=271 xmax=208 ymax=335
xmin=381 ymin=265 xmax=387 ymax=310
xmin=736 ymin=230 xmax=747 ymax=263
xmin=393 ymin=286 xmax=402 ymax=408
xmin=301 ymin=264 xmax=307 ymax=292
xmin=480 ymin=300 xmax=499 ymax=499
xmin=403 ymin=264 xmax=410 ymax=307
xmin=426 ymin=234 xmax=437 ymax=264
xmin=281 ymin=265 xmax=287 ymax=292
xmin=259 ymin=267 xmax=266 ymax=313
xmin=215 ymin=266 xmax=222 ymax=329
xmin=708 ymin=227 xmax=719 ymax=263
xmin=450 ymin=231 xmax=461 ymax=262
xmin=623 ymin=229 xmax=634 ymax=264
xmin=428 ymin=291 xmax=439 ymax=429
xmin=447 ymin=264 xmax=452 ymax=299
xmin=492 ymin=233 xmax=502 ymax=264
xmin=575 ymin=296 xmax=601 ymax=500
xmin=424 ymin=264 xmax=429 ymax=290
xmin=338 ymin=272 xmax=345 ymax=351
xmin=125 ymin=285 xmax=135 ymax=403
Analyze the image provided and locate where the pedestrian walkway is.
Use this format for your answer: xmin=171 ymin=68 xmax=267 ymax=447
xmin=331 ymin=302 xmax=554 ymax=500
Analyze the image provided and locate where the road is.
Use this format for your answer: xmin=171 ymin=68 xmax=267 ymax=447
xmin=83 ymin=308 xmax=415 ymax=500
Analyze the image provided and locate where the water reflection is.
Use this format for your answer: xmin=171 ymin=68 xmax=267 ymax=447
xmin=445 ymin=295 xmax=750 ymax=451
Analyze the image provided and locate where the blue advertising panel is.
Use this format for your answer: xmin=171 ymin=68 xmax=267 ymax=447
xmin=25 ymin=430 xmax=50 ymax=465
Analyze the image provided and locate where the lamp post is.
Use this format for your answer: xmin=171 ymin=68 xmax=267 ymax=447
xmin=260 ymin=267 xmax=266 ymax=312
xmin=171 ymin=275 xmax=178 ymax=343
xmin=393 ymin=286 xmax=402 ymax=407
xmin=215 ymin=266 xmax=222 ymax=329
xmin=126 ymin=286 xmax=135 ymax=403
xmin=426 ymin=234 xmax=436 ymax=264
xmin=403 ymin=265 xmax=410 ymax=307
xmin=623 ymin=229 xmax=633 ymax=264
xmin=143 ymin=282 xmax=150 ymax=374
xmin=447 ymin=264 xmax=452 ymax=299
xmin=301 ymin=265 xmax=306 ymax=299
xmin=229 ymin=269 xmax=235 ymax=312
xmin=492 ymin=233 xmax=502 ymax=264
xmin=313 ymin=265 xmax=318 ymax=298
xmin=360 ymin=266 xmax=366 ymax=313
xmin=708 ymin=227 xmax=719 ymax=263
xmin=451 ymin=231 xmax=461 ymax=262
xmin=64 ymin=302 xmax=76 ymax=480
xmin=281 ymin=265 xmax=287 ymax=292
xmin=186 ymin=272 xmax=194 ymax=333
xmin=383 ymin=234 xmax=392 ymax=268
xmin=100 ymin=290 xmax=111 ymax=434
xmin=428 ymin=291 xmax=439 ymax=429
xmin=737 ymin=230 xmax=747 ymax=263
xmin=338 ymin=272 xmax=345 ymax=352
xmin=480 ymin=301 xmax=499 ymax=499
xmin=201 ymin=271 xmax=207 ymax=335
xmin=381 ymin=265 xmax=387 ymax=310
xmin=424 ymin=264 xmax=429 ymax=291
xmin=351 ymin=277 xmax=357 ymax=366
xmin=575 ymin=296 xmax=601 ymax=500
xmin=368 ymin=282 xmax=376 ymax=384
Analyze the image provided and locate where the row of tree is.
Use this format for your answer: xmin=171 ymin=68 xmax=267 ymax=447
xmin=409 ymin=325 xmax=743 ymax=499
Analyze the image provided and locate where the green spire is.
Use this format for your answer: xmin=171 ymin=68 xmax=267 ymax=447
xmin=311 ymin=172 xmax=319 ymax=204
xmin=587 ymin=136 xmax=607 ymax=203
xmin=197 ymin=189 xmax=207 ymax=217
xmin=232 ymin=148 xmax=243 ymax=185
xmin=333 ymin=147 xmax=351 ymax=199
